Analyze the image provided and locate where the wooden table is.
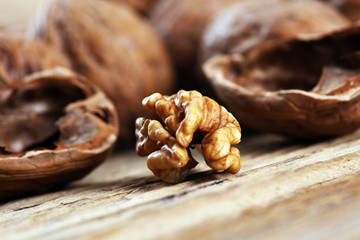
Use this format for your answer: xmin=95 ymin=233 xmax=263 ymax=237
xmin=1 ymin=129 xmax=360 ymax=239
xmin=0 ymin=1 xmax=359 ymax=239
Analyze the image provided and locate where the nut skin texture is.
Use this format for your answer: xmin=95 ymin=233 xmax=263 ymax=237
xmin=30 ymin=0 xmax=174 ymax=143
xmin=203 ymin=24 xmax=360 ymax=139
xmin=0 ymin=33 xmax=70 ymax=86
xmin=0 ymin=68 xmax=118 ymax=201
xmin=199 ymin=0 xmax=350 ymax=67
xmin=136 ymin=90 xmax=241 ymax=183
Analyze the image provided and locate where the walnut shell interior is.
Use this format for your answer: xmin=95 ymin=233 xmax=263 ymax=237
xmin=0 ymin=68 xmax=118 ymax=201
xmin=203 ymin=24 xmax=360 ymax=139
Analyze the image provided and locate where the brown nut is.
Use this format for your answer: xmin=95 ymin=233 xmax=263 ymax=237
xmin=0 ymin=33 xmax=70 ymax=85
xmin=203 ymin=24 xmax=360 ymax=139
xmin=0 ymin=68 xmax=118 ymax=201
xmin=136 ymin=90 xmax=241 ymax=183
xmin=150 ymin=0 xmax=242 ymax=86
xmin=107 ymin=0 xmax=159 ymax=15
xmin=29 ymin=0 xmax=174 ymax=143
xmin=199 ymin=0 xmax=350 ymax=67
xmin=322 ymin=0 xmax=360 ymax=21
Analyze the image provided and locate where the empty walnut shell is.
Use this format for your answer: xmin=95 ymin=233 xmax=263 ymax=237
xmin=30 ymin=0 xmax=174 ymax=142
xmin=0 ymin=68 xmax=118 ymax=201
xmin=203 ymin=24 xmax=360 ymax=139
xmin=199 ymin=0 xmax=350 ymax=67
xmin=0 ymin=33 xmax=70 ymax=85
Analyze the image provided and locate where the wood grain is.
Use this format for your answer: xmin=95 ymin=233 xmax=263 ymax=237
xmin=1 ymin=130 xmax=360 ymax=240
xmin=1 ymin=1 xmax=359 ymax=239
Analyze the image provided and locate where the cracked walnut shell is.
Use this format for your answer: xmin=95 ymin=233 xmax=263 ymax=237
xmin=203 ymin=24 xmax=360 ymax=139
xmin=0 ymin=68 xmax=118 ymax=201
xmin=136 ymin=90 xmax=241 ymax=183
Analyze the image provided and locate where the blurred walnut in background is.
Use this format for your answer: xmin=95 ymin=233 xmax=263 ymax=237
xmin=107 ymin=0 xmax=159 ymax=16
xmin=150 ymin=0 xmax=245 ymax=89
xmin=29 ymin=0 xmax=175 ymax=144
xmin=0 ymin=33 xmax=70 ymax=85
xmin=322 ymin=0 xmax=360 ymax=21
xmin=150 ymin=0 xmax=353 ymax=94
xmin=199 ymin=0 xmax=350 ymax=66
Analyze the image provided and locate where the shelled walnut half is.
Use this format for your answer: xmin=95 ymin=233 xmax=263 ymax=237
xmin=0 ymin=68 xmax=118 ymax=201
xmin=203 ymin=24 xmax=360 ymax=139
xmin=135 ymin=90 xmax=241 ymax=183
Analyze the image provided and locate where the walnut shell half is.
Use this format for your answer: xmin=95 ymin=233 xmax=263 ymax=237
xmin=0 ymin=68 xmax=118 ymax=201
xmin=203 ymin=24 xmax=360 ymax=139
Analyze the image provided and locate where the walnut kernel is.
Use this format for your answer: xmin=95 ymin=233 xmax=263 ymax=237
xmin=136 ymin=90 xmax=241 ymax=182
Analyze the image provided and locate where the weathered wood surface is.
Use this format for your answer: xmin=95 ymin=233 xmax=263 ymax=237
xmin=1 ymin=129 xmax=360 ymax=240
xmin=0 ymin=1 xmax=359 ymax=239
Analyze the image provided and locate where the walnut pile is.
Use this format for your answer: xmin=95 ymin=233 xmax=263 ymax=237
xmin=135 ymin=90 xmax=241 ymax=183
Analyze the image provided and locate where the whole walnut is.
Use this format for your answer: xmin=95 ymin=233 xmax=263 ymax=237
xmin=199 ymin=0 xmax=350 ymax=66
xmin=107 ymin=0 xmax=159 ymax=16
xmin=321 ymin=0 xmax=360 ymax=21
xmin=0 ymin=33 xmax=70 ymax=85
xmin=150 ymin=0 xmax=243 ymax=88
xmin=29 ymin=0 xmax=175 ymax=143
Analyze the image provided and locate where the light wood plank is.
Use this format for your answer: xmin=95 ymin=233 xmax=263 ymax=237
xmin=1 ymin=130 xmax=360 ymax=240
